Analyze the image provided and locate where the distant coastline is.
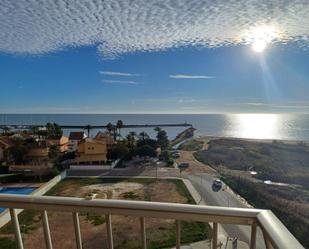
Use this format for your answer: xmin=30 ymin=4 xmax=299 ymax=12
xmin=1 ymin=113 xmax=309 ymax=141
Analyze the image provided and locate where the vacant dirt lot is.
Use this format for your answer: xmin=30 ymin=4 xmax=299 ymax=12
xmin=1 ymin=178 xmax=210 ymax=249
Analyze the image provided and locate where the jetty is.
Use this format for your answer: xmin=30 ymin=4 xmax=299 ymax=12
xmin=0 ymin=123 xmax=193 ymax=135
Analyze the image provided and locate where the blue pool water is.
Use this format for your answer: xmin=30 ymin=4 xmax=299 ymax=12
xmin=0 ymin=187 xmax=36 ymax=212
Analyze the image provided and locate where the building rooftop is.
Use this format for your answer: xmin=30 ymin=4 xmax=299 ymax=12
xmin=69 ymin=132 xmax=86 ymax=140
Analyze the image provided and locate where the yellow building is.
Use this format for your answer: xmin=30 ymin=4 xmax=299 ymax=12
xmin=94 ymin=131 xmax=115 ymax=150
xmin=75 ymin=138 xmax=107 ymax=164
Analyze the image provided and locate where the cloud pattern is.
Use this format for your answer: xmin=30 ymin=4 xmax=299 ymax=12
xmin=0 ymin=0 xmax=309 ymax=57
xmin=100 ymin=71 xmax=140 ymax=76
xmin=170 ymin=74 xmax=214 ymax=79
xmin=102 ymin=80 xmax=138 ymax=84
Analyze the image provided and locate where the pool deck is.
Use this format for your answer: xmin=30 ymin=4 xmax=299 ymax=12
xmin=0 ymin=182 xmax=43 ymax=188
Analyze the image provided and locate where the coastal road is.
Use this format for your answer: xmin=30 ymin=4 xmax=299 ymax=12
xmin=186 ymin=173 xmax=266 ymax=249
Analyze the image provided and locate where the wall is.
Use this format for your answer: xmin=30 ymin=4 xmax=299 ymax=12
xmin=0 ymin=171 xmax=66 ymax=228
xmin=70 ymin=159 xmax=120 ymax=170
xmin=70 ymin=165 xmax=112 ymax=170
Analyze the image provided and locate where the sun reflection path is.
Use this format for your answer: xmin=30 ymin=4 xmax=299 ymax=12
xmin=229 ymin=114 xmax=280 ymax=140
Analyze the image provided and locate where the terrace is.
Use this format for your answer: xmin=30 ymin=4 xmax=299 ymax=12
xmin=0 ymin=194 xmax=304 ymax=249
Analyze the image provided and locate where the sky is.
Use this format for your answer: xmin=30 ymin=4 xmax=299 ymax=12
xmin=0 ymin=0 xmax=309 ymax=114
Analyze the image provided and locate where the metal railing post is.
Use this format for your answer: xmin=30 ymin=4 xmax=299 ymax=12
xmin=0 ymin=194 xmax=304 ymax=249
xmin=42 ymin=210 xmax=53 ymax=249
xmin=73 ymin=212 xmax=83 ymax=249
xmin=105 ymin=214 xmax=114 ymax=249
xmin=250 ymin=223 xmax=257 ymax=249
xmin=212 ymin=222 xmax=218 ymax=249
xmin=176 ymin=220 xmax=181 ymax=249
xmin=140 ymin=217 xmax=147 ymax=249
xmin=9 ymin=208 xmax=24 ymax=249
xmin=262 ymin=228 xmax=275 ymax=249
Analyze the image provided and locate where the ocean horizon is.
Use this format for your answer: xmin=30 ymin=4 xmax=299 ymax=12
xmin=1 ymin=113 xmax=309 ymax=141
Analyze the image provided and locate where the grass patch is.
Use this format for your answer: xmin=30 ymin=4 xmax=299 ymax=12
xmin=179 ymin=139 xmax=204 ymax=151
xmin=173 ymin=179 xmax=195 ymax=204
xmin=124 ymin=178 xmax=157 ymax=184
xmin=146 ymin=221 xmax=209 ymax=249
xmin=122 ymin=191 xmax=140 ymax=200
xmin=83 ymin=212 xmax=106 ymax=226
xmin=0 ymin=238 xmax=16 ymax=249
xmin=181 ymin=221 xmax=210 ymax=243
xmin=1 ymin=209 xmax=40 ymax=234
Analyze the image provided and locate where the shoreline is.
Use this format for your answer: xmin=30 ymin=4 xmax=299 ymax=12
xmin=195 ymin=134 xmax=309 ymax=144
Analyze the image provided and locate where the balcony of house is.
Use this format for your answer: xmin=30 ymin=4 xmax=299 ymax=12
xmin=0 ymin=194 xmax=304 ymax=249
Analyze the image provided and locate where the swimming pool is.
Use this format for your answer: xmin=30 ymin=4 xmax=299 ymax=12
xmin=0 ymin=187 xmax=37 ymax=212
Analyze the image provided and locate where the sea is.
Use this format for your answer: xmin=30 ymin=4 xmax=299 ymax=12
xmin=1 ymin=113 xmax=309 ymax=141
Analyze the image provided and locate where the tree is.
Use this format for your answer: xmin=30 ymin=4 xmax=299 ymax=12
xmin=156 ymin=129 xmax=169 ymax=150
xmin=1 ymin=126 xmax=11 ymax=135
xmin=135 ymin=145 xmax=157 ymax=158
xmin=136 ymin=138 xmax=157 ymax=149
xmin=116 ymin=120 xmax=124 ymax=138
xmin=106 ymin=122 xmax=113 ymax=134
xmin=154 ymin=126 xmax=161 ymax=133
xmin=111 ymin=144 xmax=129 ymax=159
xmin=37 ymin=129 xmax=48 ymax=139
xmin=48 ymin=144 xmax=60 ymax=162
xmin=138 ymin=132 xmax=149 ymax=142
xmin=45 ymin=123 xmax=63 ymax=139
xmin=8 ymin=137 xmax=29 ymax=164
xmin=30 ymin=126 xmax=39 ymax=136
xmin=126 ymin=131 xmax=137 ymax=149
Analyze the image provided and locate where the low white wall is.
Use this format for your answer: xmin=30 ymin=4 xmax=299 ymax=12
xmin=70 ymin=159 xmax=120 ymax=170
xmin=70 ymin=165 xmax=112 ymax=170
xmin=0 ymin=171 xmax=67 ymax=228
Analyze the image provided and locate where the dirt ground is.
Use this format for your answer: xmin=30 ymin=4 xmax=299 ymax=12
xmin=176 ymin=150 xmax=216 ymax=175
xmin=17 ymin=179 xmax=195 ymax=249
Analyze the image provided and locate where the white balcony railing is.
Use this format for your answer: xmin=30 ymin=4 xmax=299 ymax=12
xmin=0 ymin=194 xmax=304 ymax=249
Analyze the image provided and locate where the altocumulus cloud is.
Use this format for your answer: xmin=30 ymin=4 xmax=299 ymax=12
xmin=0 ymin=1 xmax=309 ymax=57
xmin=100 ymin=71 xmax=140 ymax=77
xmin=102 ymin=80 xmax=138 ymax=85
xmin=169 ymin=75 xmax=214 ymax=79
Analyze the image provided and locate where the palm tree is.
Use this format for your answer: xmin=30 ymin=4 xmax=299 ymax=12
xmin=126 ymin=131 xmax=137 ymax=148
xmin=30 ymin=126 xmax=38 ymax=136
xmin=106 ymin=122 xmax=114 ymax=135
xmin=116 ymin=120 xmax=124 ymax=139
xmin=112 ymin=126 xmax=118 ymax=141
xmin=154 ymin=126 xmax=161 ymax=133
xmin=126 ymin=134 xmax=133 ymax=148
xmin=139 ymin=132 xmax=149 ymax=142
xmin=1 ymin=126 xmax=11 ymax=135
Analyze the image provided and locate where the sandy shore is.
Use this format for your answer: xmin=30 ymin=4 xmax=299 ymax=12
xmin=195 ymin=134 xmax=309 ymax=145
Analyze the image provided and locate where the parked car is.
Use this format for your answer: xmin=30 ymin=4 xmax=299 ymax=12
xmin=178 ymin=162 xmax=189 ymax=170
xmin=213 ymin=178 xmax=222 ymax=187
xmin=172 ymin=152 xmax=180 ymax=158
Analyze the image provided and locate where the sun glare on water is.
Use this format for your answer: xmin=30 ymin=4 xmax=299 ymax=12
xmin=229 ymin=114 xmax=280 ymax=139
xmin=244 ymin=25 xmax=279 ymax=53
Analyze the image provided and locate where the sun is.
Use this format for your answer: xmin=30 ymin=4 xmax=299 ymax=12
xmin=244 ymin=25 xmax=279 ymax=53
xmin=252 ymin=39 xmax=267 ymax=53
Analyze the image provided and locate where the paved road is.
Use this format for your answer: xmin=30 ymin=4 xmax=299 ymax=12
xmin=187 ymin=173 xmax=266 ymax=249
